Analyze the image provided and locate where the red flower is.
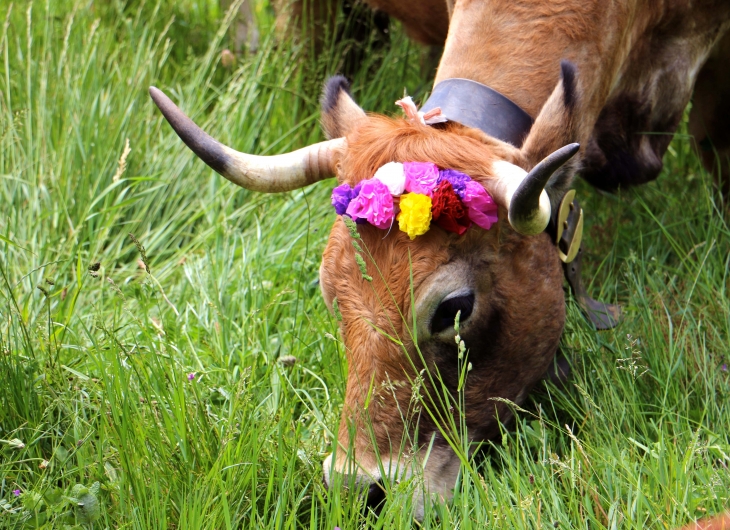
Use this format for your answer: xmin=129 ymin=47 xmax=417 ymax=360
xmin=432 ymin=180 xmax=471 ymax=235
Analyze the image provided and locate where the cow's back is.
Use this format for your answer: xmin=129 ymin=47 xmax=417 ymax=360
xmin=367 ymin=0 xmax=730 ymax=190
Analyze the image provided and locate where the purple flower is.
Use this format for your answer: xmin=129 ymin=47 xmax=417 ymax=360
xmin=187 ymin=373 xmax=195 ymax=381
xmin=722 ymin=364 xmax=727 ymax=372
xmin=345 ymin=178 xmax=394 ymax=230
xmin=438 ymin=168 xmax=471 ymax=198
xmin=404 ymin=162 xmax=439 ymax=197
xmin=12 ymin=489 xmax=20 ymax=497
xmin=462 ymin=180 xmax=499 ymax=230
xmin=331 ymin=183 xmax=355 ymax=215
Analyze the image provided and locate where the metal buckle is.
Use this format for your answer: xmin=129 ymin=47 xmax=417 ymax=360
xmin=557 ymin=190 xmax=621 ymax=330
xmin=556 ymin=190 xmax=583 ymax=263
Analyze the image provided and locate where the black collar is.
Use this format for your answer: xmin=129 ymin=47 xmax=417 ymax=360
xmin=420 ymin=78 xmax=534 ymax=148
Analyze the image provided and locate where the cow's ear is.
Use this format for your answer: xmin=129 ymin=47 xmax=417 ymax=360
xmin=520 ymin=61 xmax=579 ymax=208
xmin=320 ymin=76 xmax=367 ymax=139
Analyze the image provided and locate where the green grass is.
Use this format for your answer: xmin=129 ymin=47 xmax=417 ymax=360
xmin=1 ymin=1 xmax=729 ymax=528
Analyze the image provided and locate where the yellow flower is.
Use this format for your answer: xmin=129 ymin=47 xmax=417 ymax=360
xmin=398 ymin=193 xmax=432 ymax=239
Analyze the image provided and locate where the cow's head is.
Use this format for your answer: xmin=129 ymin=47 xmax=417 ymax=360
xmin=150 ymin=61 xmax=580 ymax=515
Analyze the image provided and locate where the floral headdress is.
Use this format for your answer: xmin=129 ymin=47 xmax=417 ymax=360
xmin=331 ymin=161 xmax=498 ymax=240
xmin=330 ymin=96 xmax=499 ymax=239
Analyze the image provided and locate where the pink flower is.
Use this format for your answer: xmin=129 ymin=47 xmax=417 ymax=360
xmin=404 ymin=162 xmax=439 ymax=197
xmin=187 ymin=373 xmax=195 ymax=381
xmin=345 ymin=178 xmax=394 ymax=230
xmin=462 ymin=180 xmax=499 ymax=230
xmin=12 ymin=489 xmax=20 ymax=497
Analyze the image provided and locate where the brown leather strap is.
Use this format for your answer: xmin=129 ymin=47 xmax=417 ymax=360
xmin=563 ymin=244 xmax=622 ymax=330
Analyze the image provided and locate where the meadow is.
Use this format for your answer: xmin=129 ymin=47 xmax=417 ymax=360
xmin=0 ymin=0 xmax=729 ymax=528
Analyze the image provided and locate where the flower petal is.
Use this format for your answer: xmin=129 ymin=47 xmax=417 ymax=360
xmin=397 ymin=193 xmax=432 ymax=239
xmin=373 ymin=162 xmax=406 ymax=196
xmin=462 ymin=181 xmax=499 ymax=230
xmin=346 ymin=178 xmax=394 ymax=230
xmin=404 ymin=162 xmax=439 ymax=197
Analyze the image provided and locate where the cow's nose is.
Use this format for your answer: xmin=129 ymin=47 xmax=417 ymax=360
xmin=364 ymin=480 xmax=386 ymax=512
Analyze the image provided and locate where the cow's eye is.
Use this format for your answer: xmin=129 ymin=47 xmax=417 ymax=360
xmin=431 ymin=293 xmax=475 ymax=335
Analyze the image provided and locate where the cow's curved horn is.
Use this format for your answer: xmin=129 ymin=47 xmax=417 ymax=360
xmin=490 ymin=143 xmax=580 ymax=235
xmin=149 ymin=87 xmax=345 ymax=192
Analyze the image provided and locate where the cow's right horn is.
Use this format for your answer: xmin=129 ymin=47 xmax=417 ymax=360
xmin=490 ymin=143 xmax=580 ymax=235
xmin=150 ymin=87 xmax=345 ymax=192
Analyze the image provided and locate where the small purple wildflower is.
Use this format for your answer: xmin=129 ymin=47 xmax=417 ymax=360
xmin=721 ymin=364 xmax=727 ymax=372
xmin=187 ymin=372 xmax=195 ymax=381
xmin=12 ymin=489 xmax=21 ymax=497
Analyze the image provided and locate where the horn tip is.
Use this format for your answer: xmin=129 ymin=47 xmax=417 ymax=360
xmin=149 ymin=86 xmax=167 ymax=108
xmin=565 ymin=143 xmax=580 ymax=156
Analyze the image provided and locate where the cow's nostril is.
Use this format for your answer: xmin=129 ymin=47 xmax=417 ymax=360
xmin=364 ymin=480 xmax=386 ymax=512
xmin=431 ymin=291 xmax=475 ymax=334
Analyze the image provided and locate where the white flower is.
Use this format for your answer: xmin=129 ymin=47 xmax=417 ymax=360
xmin=373 ymin=162 xmax=406 ymax=196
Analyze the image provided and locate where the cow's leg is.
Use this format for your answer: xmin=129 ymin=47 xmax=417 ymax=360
xmin=543 ymin=351 xmax=571 ymax=389
xmin=271 ymin=0 xmax=338 ymax=49
xmin=338 ymin=1 xmax=390 ymax=77
xmin=689 ymin=30 xmax=730 ymax=194
xmin=271 ymin=0 xmax=449 ymax=49
xmin=221 ymin=0 xmax=259 ymax=53
xmin=363 ymin=0 xmax=449 ymax=45
xmin=271 ymin=0 xmax=392 ymax=76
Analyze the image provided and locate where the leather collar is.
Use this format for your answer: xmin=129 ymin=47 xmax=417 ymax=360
xmin=420 ymin=78 xmax=534 ymax=148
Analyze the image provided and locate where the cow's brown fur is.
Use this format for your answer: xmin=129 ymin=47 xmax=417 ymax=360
xmin=320 ymin=115 xmax=565 ymax=485
xmin=435 ymin=0 xmax=730 ymax=190
xmin=680 ymin=514 xmax=730 ymax=530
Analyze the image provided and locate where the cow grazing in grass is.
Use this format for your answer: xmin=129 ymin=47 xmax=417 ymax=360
xmin=150 ymin=0 xmax=730 ymax=517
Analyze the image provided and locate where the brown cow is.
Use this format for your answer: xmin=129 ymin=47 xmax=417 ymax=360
xmin=150 ymin=0 xmax=730 ymax=518
xmin=681 ymin=514 xmax=730 ymax=530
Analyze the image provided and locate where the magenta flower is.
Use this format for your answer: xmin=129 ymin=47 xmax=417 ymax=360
xmin=12 ymin=489 xmax=20 ymax=497
xmin=437 ymin=168 xmax=471 ymax=199
xmin=187 ymin=373 xmax=195 ymax=381
xmin=404 ymin=162 xmax=439 ymax=197
xmin=345 ymin=178 xmax=394 ymax=230
xmin=462 ymin=180 xmax=499 ymax=230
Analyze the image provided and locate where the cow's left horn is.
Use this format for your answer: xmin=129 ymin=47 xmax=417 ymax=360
xmin=491 ymin=143 xmax=580 ymax=235
xmin=149 ymin=87 xmax=345 ymax=192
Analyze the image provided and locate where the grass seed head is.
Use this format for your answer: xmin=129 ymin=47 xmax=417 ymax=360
xmin=342 ymin=215 xmax=361 ymax=240
xmin=128 ymin=233 xmax=150 ymax=273
xmin=112 ymin=139 xmax=131 ymax=183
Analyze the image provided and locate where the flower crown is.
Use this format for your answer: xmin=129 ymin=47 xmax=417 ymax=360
xmin=331 ymin=161 xmax=499 ymax=240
